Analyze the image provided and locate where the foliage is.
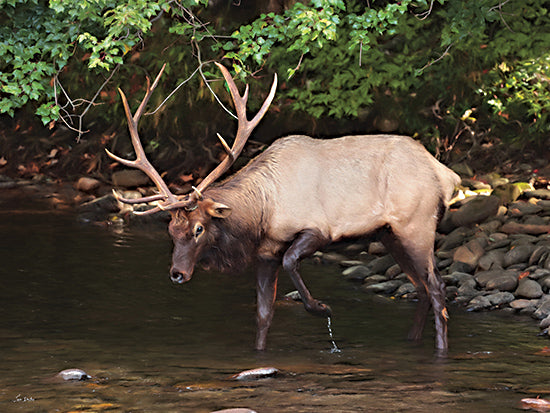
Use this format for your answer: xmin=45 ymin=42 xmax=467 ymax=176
xmin=0 ymin=0 xmax=549 ymax=149
xmin=0 ymin=0 xmax=206 ymax=126
xmin=223 ymin=0 xmax=549 ymax=146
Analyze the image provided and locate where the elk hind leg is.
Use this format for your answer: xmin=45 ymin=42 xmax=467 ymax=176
xmin=255 ymin=259 xmax=279 ymax=351
xmin=380 ymin=228 xmax=447 ymax=349
xmin=282 ymin=229 xmax=332 ymax=317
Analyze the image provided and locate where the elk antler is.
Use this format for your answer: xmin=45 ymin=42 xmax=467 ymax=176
xmin=105 ymin=63 xmax=181 ymax=215
xmin=106 ymin=62 xmax=277 ymax=214
xmin=192 ymin=62 xmax=278 ymax=197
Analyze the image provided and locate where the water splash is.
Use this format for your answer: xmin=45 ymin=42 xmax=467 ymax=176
xmin=327 ymin=316 xmax=341 ymax=354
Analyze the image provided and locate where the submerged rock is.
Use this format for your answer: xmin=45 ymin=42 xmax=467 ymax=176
xmin=55 ymin=368 xmax=91 ymax=381
xmin=230 ymin=367 xmax=278 ymax=381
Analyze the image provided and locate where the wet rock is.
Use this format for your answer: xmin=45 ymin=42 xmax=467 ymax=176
xmin=112 ymin=169 xmax=151 ymax=188
xmin=515 ymin=278 xmax=543 ymax=299
xmin=362 ymin=275 xmax=387 ymax=286
xmin=342 ymin=265 xmax=370 ymax=281
xmin=540 ymin=315 xmax=550 ymax=329
xmin=467 ymin=295 xmax=492 ymax=311
xmin=394 ymin=282 xmax=416 ymax=297
xmin=487 ymin=292 xmax=515 ymax=306
xmin=503 ymin=244 xmax=535 ymax=267
xmin=75 ymin=177 xmax=101 ymax=193
xmin=230 ymin=367 xmax=278 ymax=381
xmin=450 ymin=195 xmax=501 ymax=227
xmin=362 ymin=280 xmax=402 ymax=294
xmin=509 ymin=299 xmax=537 ymax=311
xmin=56 ymin=368 xmax=91 ymax=381
xmin=533 ymin=298 xmax=550 ymax=320
xmin=475 ymin=270 xmax=518 ymax=291
xmin=457 ymin=281 xmax=481 ymax=303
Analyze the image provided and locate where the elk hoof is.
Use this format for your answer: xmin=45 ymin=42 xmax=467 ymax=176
xmin=305 ymin=300 xmax=332 ymax=318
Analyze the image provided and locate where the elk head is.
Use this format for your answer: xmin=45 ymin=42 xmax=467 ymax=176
xmin=106 ymin=63 xmax=277 ymax=283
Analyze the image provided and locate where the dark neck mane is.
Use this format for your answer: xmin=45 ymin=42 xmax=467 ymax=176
xmin=199 ymin=162 xmax=274 ymax=272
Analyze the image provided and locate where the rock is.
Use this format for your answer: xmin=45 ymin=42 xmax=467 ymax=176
xmin=230 ymin=367 xmax=278 ymax=381
xmin=510 ymin=299 xmax=537 ymax=310
xmin=362 ymin=280 xmax=403 ymax=294
xmin=367 ymin=241 xmax=387 ymax=255
xmin=211 ymin=409 xmax=257 ymax=413
xmin=448 ymin=261 xmax=476 ymax=274
xmin=503 ymin=244 xmax=535 ymax=267
xmin=365 ymin=255 xmax=396 ymax=275
xmin=524 ymin=189 xmax=550 ymax=200
xmin=112 ymin=169 xmax=151 ymax=188
xmin=530 ymin=269 xmax=550 ymax=281
xmin=509 ymin=201 xmax=543 ymax=216
xmin=475 ymin=270 xmax=518 ymax=291
xmin=488 ymin=292 xmax=515 ymax=306
xmin=530 ymin=246 xmax=550 ymax=266
xmin=501 ymin=221 xmax=550 ymax=235
xmin=339 ymin=260 xmax=365 ymax=268
xmin=453 ymin=239 xmax=486 ymax=270
xmin=439 ymin=227 xmax=472 ymax=251
xmin=56 ymin=368 xmax=91 ymax=381
xmin=342 ymin=265 xmax=370 ymax=281
xmin=75 ymin=177 xmax=101 ymax=193
xmin=363 ymin=275 xmax=387 ymax=286
xmin=443 ymin=272 xmax=473 ymax=286
xmin=457 ymin=281 xmax=481 ymax=302
xmin=394 ymin=282 xmax=416 ymax=297
xmin=467 ymin=295 xmax=492 ymax=311
xmin=515 ymin=278 xmax=543 ymax=299
xmin=534 ymin=299 xmax=550 ymax=320
xmin=284 ymin=291 xmax=301 ymax=301
xmin=540 ymin=315 xmax=550 ymax=329
xmin=450 ymin=195 xmax=501 ymax=227
xmin=478 ymin=249 xmax=506 ymax=271
xmin=385 ymin=264 xmax=402 ymax=279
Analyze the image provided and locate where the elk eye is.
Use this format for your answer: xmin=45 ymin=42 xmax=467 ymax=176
xmin=194 ymin=224 xmax=204 ymax=237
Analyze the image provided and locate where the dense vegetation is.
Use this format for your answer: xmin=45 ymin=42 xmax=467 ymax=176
xmin=0 ymin=0 xmax=548 ymax=175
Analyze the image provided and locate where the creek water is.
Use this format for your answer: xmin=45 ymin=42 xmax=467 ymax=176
xmin=1 ymin=198 xmax=549 ymax=412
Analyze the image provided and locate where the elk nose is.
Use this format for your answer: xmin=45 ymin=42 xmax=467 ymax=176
xmin=170 ymin=271 xmax=191 ymax=284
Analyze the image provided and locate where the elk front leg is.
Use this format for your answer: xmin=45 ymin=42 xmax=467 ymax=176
xmin=255 ymin=259 xmax=279 ymax=351
xmin=282 ymin=229 xmax=332 ymax=317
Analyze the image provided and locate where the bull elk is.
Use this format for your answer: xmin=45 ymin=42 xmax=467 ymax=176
xmin=106 ymin=63 xmax=460 ymax=352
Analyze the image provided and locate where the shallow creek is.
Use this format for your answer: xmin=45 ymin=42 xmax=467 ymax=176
xmin=1 ymin=201 xmax=549 ymax=412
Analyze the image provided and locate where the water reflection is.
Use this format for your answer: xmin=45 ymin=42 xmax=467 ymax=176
xmin=0 ymin=205 xmax=549 ymax=412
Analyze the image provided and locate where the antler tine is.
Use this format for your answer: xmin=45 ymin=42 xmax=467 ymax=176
xmin=106 ymin=63 xmax=179 ymax=207
xmin=193 ymin=63 xmax=277 ymax=195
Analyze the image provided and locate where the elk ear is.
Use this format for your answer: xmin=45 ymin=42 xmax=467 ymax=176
xmin=204 ymin=200 xmax=232 ymax=219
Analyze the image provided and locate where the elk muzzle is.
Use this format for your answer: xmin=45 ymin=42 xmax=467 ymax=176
xmin=170 ymin=268 xmax=192 ymax=284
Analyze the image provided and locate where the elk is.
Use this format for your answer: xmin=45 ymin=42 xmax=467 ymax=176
xmin=106 ymin=63 xmax=460 ymax=352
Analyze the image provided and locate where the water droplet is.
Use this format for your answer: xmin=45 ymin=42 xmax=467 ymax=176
xmin=327 ymin=316 xmax=341 ymax=354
